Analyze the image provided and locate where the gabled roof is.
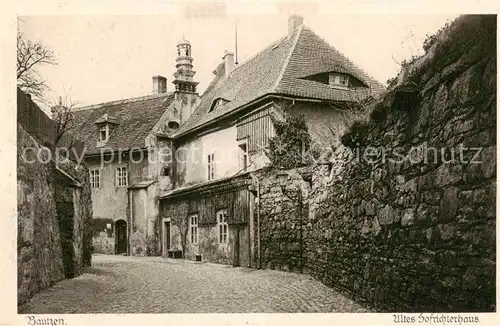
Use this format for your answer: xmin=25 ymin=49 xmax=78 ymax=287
xmin=70 ymin=93 xmax=175 ymax=155
xmin=276 ymin=27 xmax=385 ymax=100
xmin=174 ymin=25 xmax=385 ymax=137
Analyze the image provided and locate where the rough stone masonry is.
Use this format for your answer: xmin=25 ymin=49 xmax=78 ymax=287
xmin=257 ymin=15 xmax=496 ymax=312
xmin=17 ymin=90 xmax=93 ymax=306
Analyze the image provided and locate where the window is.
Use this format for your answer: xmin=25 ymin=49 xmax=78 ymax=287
xmin=339 ymin=74 xmax=349 ymax=86
xmin=189 ymin=214 xmax=198 ymax=244
xmin=207 ymin=153 xmax=216 ymax=181
xmin=238 ymin=141 xmax=248 ymax=171
xmin=116 ymin=166 xmax=128 ymax=187
xmin=209 ymin=98 xmax=229 ymax=112
xmin=89 ymin=169 xmax=100 ymax=189
xmin=99 ymin=124 xmax=109 ymax=142
xmin=329 ymin=73 xmax=349 ymax=87
xmin=167 ymin=121 xmax=180 ymax=129
xmin=161 ymin=166 xmax=170 ymax=177
xmin=217 ymin=209 xmax=228 ymax=244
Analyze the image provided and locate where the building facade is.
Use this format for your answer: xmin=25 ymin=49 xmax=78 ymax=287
xmin=72 ymin=15 xmax=384 ymax=261
xmin=158 ymin=15 xmax=385 ymax=267
xmin=71 ymin=40 xmax=200 ymax=255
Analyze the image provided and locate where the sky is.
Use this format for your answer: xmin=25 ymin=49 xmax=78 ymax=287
xmin=18 ymin=13 xmax=459 ymax=110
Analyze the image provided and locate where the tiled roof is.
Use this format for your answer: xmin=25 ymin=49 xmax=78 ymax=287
xmin=173 ymin=35 xmax=295 ymax=136
xmin=276 ymin=27 xmax=386 ymax=101
xmin=174 ymin=25 xmax=385 ymax=136
xmin=160 ymin=171 xmax=251 ymax=199
xmin=70 ymin=93 xmax=175 ymax=155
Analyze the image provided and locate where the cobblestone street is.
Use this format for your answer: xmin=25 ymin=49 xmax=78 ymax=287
xmin=19 ymin=255 xmax=370 ymax=313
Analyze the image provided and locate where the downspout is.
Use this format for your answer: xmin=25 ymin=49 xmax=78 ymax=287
xmin=247 ymin=189 xmax=252 ymax=268
xmin=257 ymin=179 xmax=261 ymax=269
xmin=128 ymin=154 xmax=132 ymax=256
xmin=298 ymin=188 xmax=303 ymax=273
xmin=128 ymin=190 xmax=133 ymax=256
xmin=144 ymin=189 xmax=148 ymax=255
xmin=249 ymin=173 xmax=261 ymax=269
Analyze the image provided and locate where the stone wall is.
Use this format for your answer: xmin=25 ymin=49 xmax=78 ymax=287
xmin=17 ymin=123 xmax=65 ymax=306
xmin=256 ymin=168 xmax=309 ymax=272
xmin=257 ymin=15 xmax=496 ymax=312
xmin=17 ymin=89 xmax=93 ymax=306
xmin=17 ymin=88 xmax=56 ymax=148
xmin=56 ymin=159 xmax=94 ymax=275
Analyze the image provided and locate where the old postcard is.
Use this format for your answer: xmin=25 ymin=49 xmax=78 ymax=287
xmin=1 ymin=1 xmax=499 ymax=325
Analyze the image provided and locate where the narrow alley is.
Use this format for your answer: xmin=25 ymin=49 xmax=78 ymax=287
xmin=18 ymin=255 xmax=371 ymax=314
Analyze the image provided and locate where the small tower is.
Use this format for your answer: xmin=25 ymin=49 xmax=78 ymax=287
xmin=171 ymin=38 xmax=200 ymax=124
xmin=172 ymin=39 xmax=198 ymax=93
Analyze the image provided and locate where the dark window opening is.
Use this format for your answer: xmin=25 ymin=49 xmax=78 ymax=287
xmin=207 ymin=153 xmax=215 ymax=181
xmin=304 ymin=73 xmax=329 ymax=84
xmin=167 ymin=121 xmax=180 ymax=129
xmin=99 ymin=125 xmax=109 ymax=142
xmin=238 ymin=142 xmax=248 ymax=171
xmin=209 ymin=98 xmax=229 ymax=112
xmin=161 ymin=166 xmax=170 ymax=177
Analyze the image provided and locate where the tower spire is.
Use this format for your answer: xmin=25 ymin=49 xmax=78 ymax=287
xmin=172 ymin=38 xmax=198 ymax=94
xmin=235 ymin=20 xmax=239 ymax=65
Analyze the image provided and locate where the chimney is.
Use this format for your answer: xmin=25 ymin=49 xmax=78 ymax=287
xmin=288 ymin=15 xmax=304 ymax=37
xmin=222 ymin=50 xmax=235 ymax=77
xmin=152 ymin=75 xmax=167 ymax=94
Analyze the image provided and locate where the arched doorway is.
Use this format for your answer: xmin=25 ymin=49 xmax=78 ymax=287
xmin=115 ymin=220 xmax=127 ymax=255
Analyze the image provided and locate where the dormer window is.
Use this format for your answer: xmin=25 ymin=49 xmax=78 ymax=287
xmin=209 ymin=97 xmax=230 ymax=112
xmin=167 ymin=121 xmax=180 ymax=130
xmin=95 ymin=113 xmax=118 ymax=145
xmin=99 ymin=125 xmax=109 ymax=142
xmin=329 ymin=73 xmax=349 ymax=87
xmin=301 ymin=71 xmax=367 ymax=89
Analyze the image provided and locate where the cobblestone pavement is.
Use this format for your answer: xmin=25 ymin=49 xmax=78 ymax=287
xmin=19 ymin=255 xmax=371 ymax=313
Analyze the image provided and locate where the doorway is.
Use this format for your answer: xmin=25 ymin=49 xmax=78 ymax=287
xmin=57 ymin=200 xmax=75 ymax=278
xmin=115 ymin=220 xmax=127 ymax=255
xmin=163 ymin=220 xmax=171 ymax=256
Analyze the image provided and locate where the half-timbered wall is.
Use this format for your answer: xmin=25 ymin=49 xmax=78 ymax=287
xmin=163 ymin=188 xmax=250 ymax=226
xmin=160 ymin=182 xmax=252 ymax=266
xmin=236 ymin=107 xmax=275 ymax=154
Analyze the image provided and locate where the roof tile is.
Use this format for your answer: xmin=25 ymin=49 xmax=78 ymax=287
xmin=70 ymin=93 xmax=175 ymax=155
xmin=175 ymin=25 xmax=385 ymax=136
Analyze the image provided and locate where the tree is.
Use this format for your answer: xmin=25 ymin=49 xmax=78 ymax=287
xmin=51 ymin=91 xmax=79 ymax=147
xmin=17 ymin=31 xmax=57 ymax=103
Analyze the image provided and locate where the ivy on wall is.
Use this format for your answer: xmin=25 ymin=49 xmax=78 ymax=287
xmin=340 ymin=121 xmax=369 ymax=149
xmin=267 ymin=114 xmax=311 ymax=170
